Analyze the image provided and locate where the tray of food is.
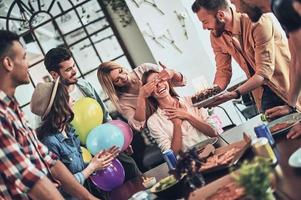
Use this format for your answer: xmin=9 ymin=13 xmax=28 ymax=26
xmin=189 ymin=174 xmax=245 ymax=200
xmin=191 ymin=85 xmax=224 ymax=108
xmin=197 ymin=134 xmax=251 ymax=174
xmin=267 ymin=112 xmax=301 ymax=135
xmin=189 ymin=156 xmax=275 ymax=200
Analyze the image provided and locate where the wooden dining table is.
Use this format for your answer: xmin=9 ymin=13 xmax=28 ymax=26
xmin=110 ymin=115 xmax=301 ymax=200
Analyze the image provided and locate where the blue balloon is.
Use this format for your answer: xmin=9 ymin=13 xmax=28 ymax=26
xmin=86 ymin=123 xmax=124 ymax=155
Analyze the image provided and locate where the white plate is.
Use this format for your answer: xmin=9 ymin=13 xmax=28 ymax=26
xmin=289 ymin=147 xmax=301 ymax=168
xmin=267 ymin=113 xmax=301 ymax=135
xmin=192 ymin=91 xmax=226 ymax=108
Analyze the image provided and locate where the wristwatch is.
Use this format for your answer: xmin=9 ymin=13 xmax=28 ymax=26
xmin=234 ymin=89 xmax=241 ymax=99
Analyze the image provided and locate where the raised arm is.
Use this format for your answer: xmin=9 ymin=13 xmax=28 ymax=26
xmin=147 ymin=115 xmax=182 ymax=153
xmin=170 ymin=118 xmax=183 ymax=154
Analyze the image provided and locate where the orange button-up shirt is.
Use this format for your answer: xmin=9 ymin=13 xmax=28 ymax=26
xmin=211 ymin=8 xmax=298 ymax=111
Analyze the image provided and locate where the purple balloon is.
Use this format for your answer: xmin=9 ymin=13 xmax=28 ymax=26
xmin=109 ymin=120 xmax=133 ymax=151
xmin=90 ymin=159 xmax=125 ymax=191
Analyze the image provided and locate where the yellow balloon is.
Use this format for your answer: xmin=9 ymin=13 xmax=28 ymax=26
xmin=81 ymin=147 xmax=92 ymax=163
xmin=71 ymin=97 xmax=103 ymax=144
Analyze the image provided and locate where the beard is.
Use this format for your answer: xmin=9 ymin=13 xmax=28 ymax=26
xmin=212 ymin=17 xmax=226 ymax=37
xmin=241 ymin=1 xmax=263 ymax=22
xmin=61 ymin=76 xmax=78 ymax=86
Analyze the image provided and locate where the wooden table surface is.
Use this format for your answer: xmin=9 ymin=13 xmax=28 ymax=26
xmin=110 ymin=115 xmax=301 ymax=200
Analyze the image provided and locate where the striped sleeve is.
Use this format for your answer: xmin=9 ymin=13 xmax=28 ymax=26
xmin=74 ymin=172 xmax=85 ymax=185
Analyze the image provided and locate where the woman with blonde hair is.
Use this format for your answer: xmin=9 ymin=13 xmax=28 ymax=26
xmin=97 ymin=61 xmax=186 ymax=131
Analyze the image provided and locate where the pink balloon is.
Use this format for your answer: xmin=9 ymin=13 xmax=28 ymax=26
xmin=109 ymin=120 xmax=133 ymax=151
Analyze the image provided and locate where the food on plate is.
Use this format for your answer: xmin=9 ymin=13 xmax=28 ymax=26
xmin=205 ymin=182 xmax=245 ymax=200
xmin=154 ymin=175 xmax=177 ymax=192
xmin=197 ymin=144 xmax=215 ymax=160
xmin=200 ymin=147 xmax=241 ymax=171
xmin=191 ymin=85 xmax=222 ymax=104
xmin=269 ymin=122 xmax=294 ymax=133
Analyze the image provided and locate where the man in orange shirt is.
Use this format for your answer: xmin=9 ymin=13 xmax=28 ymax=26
xmin=229 ymin=0 xmax=301 ymax=139
xmin=191 ymin=0 xmax=294 ymax=113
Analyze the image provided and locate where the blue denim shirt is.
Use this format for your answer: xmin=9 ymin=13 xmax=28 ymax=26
xmin=40 ymin=128 xmax=86 ymax=199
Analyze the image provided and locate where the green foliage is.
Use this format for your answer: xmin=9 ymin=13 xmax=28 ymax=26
xmin=103 ymin=0 xmax=133 ymax=27
xmin=232 ymin=157 xmax=273 ymax=200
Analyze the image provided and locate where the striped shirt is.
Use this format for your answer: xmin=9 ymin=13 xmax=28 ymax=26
xmin=0 ymin=91 xmax=57 ymax=200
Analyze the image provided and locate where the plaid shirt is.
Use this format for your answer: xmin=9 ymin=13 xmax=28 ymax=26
xmin=0 ymin=91 xmax=57 ymax=200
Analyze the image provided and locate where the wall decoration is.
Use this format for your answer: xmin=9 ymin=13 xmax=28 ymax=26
xmin=142 ymin=22 xmax=165 ymax=48
xmin=174 ymin=10 xmax=188 ymax=39
xmin=143 ymin=23 xmax=182 ymax=53
xmin=160 ymin=29 xmax=182 ymax=53
xmin=131 ymin=0 xmax=164 ymax=15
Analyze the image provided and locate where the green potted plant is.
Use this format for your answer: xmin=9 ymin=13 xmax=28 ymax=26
xmin=232 ymin=157 xmax=275 ymax=200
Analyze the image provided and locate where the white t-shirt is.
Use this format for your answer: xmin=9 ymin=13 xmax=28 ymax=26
xmin=69 ymin=85 xmax=85 ymax=103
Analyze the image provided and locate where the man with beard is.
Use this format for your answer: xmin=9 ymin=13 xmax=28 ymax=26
xmin=0 ymin=30 xmax=99 ymax=200
xmin=191 ymin=0 xmax=295 ymax=113
xmin=229 ymin=0 xmax=301 ymax=139
xmin=43 ymin=47 xmax=141 ymax=183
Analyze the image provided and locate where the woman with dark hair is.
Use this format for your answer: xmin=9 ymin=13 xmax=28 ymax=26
xmin=31 ymin=78 xmax=119 ymax=200
xmin=142 ymin=70 xmax=218 ymax=154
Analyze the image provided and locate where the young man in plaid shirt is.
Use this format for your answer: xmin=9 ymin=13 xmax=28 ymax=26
xmin=0 ymin=30 xmax=99 ymax=200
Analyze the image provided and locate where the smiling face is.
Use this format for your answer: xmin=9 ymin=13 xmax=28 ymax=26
xmin=146 ymin=72 xmax=170 ymax=99
xmin=57 ymin=58 xmax=78 ymax=85
xmin=196 ymin=8 xmax=226 ymax=37
xmin=109 ymin=67 xmax=130 ymax=87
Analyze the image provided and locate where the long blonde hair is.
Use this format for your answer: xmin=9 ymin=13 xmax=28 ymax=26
xmin=97 ymin=61 xmax=123 ymax=113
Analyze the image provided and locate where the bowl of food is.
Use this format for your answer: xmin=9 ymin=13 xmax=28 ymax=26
xmin=150 ymin=175 xmax=185 ymax=199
